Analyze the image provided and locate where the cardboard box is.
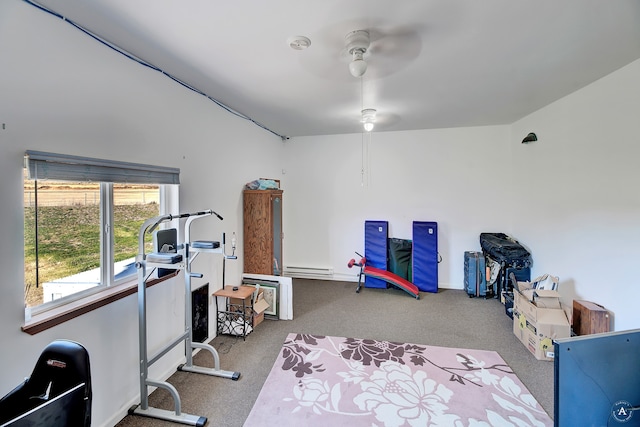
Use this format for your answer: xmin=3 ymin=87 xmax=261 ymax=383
xmin=513 ymin=281 xmax=570 ymax=361
xmin=252 ymin=292 xmax=269 ymax=327
xmin=230 ymin=291 xmax=269 ymax=327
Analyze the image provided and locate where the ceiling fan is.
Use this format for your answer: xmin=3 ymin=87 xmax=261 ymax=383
xmin=344 ymin=26 xmax=424 ymax=79
xmin=295 ymin=23 xmax=424 ymax=82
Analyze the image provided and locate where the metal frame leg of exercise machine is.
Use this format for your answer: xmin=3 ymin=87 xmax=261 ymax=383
xmin=129 ymin=210 xmax=239 ymax=426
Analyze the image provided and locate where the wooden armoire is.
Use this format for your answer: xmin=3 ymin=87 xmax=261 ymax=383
xmin=243 ymin=189 xmax=283 ymax=275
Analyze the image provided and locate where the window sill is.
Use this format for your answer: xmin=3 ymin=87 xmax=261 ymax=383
xmin=21 ymin=271 xmax=180 ymax=335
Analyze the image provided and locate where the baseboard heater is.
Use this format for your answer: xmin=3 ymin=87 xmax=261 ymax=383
xmin=283 ymin=266 xmax=334 ymax=279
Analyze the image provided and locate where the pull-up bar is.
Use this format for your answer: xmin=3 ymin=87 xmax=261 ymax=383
xmin=130 ymin=209 xmax=237 ymax=426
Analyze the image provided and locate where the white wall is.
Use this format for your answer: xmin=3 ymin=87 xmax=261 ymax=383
xmin=282 ymin=60 xmax=640 ymax=333
xmin=282 ymin=126 xmax=513 ymax=288
xmin=510 ymin=58 xmax=640 ymax=332
xmin=0 ymin=2 xmax=283 ymax=426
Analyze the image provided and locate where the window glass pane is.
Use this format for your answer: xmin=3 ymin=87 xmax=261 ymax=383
xmin=24 ymin=179 xmax=101 ymax=308
xmin=113 ymin=184 xmax=159 ymax=281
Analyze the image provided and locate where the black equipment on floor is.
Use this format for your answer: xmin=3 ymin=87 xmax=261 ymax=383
xmin=388 ymin=238 xmax=412 ymax=281
xmin=480 ymin=233 xmax=532 ymax=296
xmin=0 ymin=339 xmax=92 ymax=427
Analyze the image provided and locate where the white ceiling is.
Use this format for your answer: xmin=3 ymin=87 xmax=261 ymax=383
xmin=31 ymin=0 xmax=640 ymax=138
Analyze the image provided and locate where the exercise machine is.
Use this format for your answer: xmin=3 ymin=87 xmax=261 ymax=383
xmin=129 ymin=210 xmax=239 ymax=426
xmin=348 ymin=252 xmax=420 ymax=299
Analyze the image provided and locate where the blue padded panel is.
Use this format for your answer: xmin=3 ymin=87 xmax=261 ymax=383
xmin=364 ymin=221 xmax=388 ymax=288
xmin=412 ymin=221 xmax=438 ymax=292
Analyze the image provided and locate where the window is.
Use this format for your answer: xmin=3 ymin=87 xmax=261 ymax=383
xmin=23 ymin=151 xmax=179 ymax=315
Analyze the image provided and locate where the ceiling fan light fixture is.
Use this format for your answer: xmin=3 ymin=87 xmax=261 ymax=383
xmin=345 ymin=30 xmax=370 ymax=77
xmin=362 ymin=108 xmax=377 ymax=132
xmin=349 ymin=51 xmax=368 ymax=77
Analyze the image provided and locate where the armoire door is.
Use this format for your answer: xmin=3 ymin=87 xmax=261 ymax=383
xmin=243 ymin=189 xmax=283 ymax=275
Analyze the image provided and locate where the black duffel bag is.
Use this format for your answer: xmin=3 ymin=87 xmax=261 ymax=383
xmin=479 ymin=232 xmax=532 ymax=268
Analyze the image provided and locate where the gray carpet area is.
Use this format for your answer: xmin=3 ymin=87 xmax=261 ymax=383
xmin=115 ymin=279 xmax=554 ymax=426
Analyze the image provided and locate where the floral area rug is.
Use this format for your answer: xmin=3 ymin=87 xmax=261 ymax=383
xmin=244 ymin=333 xmax=552 ymax=427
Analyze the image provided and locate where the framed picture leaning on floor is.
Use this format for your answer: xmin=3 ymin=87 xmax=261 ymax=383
xmin=242 ymin=279 xmax=279 ymax=319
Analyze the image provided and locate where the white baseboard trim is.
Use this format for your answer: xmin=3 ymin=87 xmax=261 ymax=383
xmin=283 ymin=266 xmax=333 ymax=280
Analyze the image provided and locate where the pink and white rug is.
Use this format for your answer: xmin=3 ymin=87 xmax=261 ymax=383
xmin=244 ymin=333 xmax=552 ymax=426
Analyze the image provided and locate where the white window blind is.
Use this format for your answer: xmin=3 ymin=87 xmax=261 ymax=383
xmin=24 ymin=150 xmax=180 ymax=184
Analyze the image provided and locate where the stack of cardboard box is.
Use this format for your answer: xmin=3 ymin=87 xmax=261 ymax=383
xmin=512 ymin=280 xmax=570 ymax=361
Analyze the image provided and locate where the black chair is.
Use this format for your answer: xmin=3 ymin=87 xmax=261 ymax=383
xmin=0 ymin=339 xmax=92 ymax=426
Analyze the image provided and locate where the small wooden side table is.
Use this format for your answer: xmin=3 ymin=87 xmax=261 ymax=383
xmin=213 ymin=286 xmax=255 ymax=340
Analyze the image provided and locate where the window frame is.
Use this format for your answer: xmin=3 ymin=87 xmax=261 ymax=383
xmin=23 ymin=151 xmax=180 ymax=327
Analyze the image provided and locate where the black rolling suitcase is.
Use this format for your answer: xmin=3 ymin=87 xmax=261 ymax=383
xmin=464 ymin=251 xmax=491 ymax=298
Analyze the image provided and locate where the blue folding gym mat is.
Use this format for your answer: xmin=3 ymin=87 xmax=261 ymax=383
xmin=364 ymin=221 xmax=388 ymax=288
xmin=412 ymin=221 xmax=438 ymax=292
